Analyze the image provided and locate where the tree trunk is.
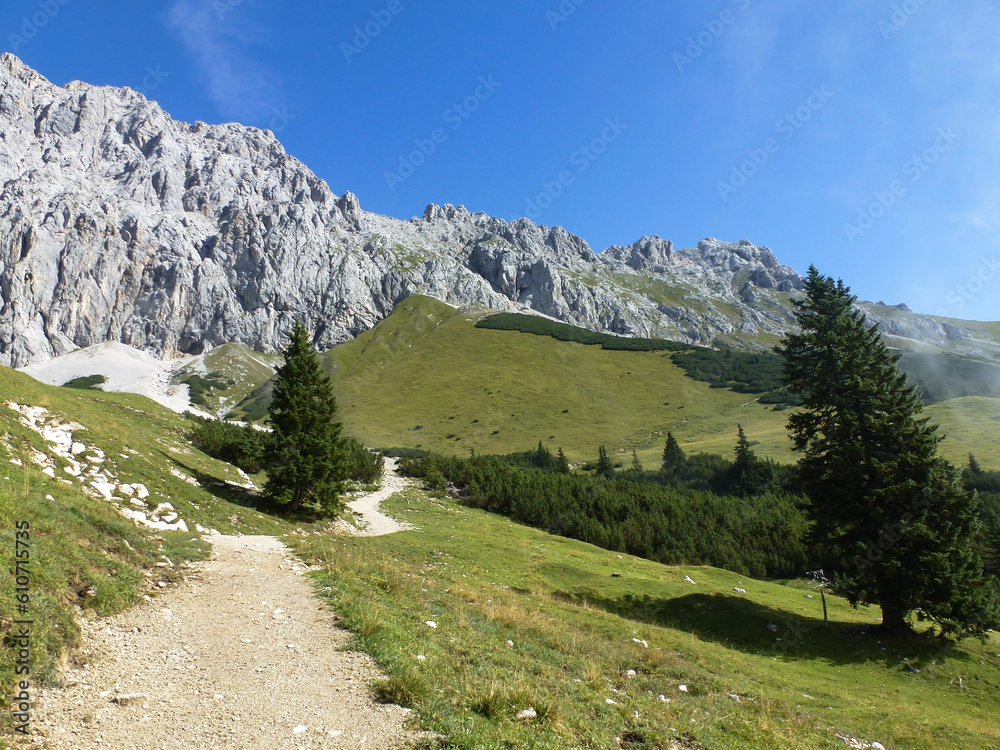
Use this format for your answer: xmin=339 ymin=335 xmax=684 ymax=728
xmin=288 ymin=484 xmax=304 ymax=512
xmin=879 ymin=600 xmax=910 ymax=636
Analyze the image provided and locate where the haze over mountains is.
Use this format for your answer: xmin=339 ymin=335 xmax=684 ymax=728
xmin=0 ymin=53 xmax=996 ymax=369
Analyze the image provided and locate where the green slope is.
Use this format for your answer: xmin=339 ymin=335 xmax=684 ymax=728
xmin=319 ymin=296 xmax=798 ymax=464
xmin=249 ymin=295 xmax=995 ymax=469
xmin=293 ymin=486 xmax=1000 ymax=749
xmin=926 ymin=396 xmax=1000 ymax=467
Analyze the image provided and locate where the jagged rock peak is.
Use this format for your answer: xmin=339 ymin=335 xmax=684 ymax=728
xmin=602 ymin=235 xmax=675 ymax=272
xmin=421 ymin=203 xmax=477 ymax=222
xmin=0 ymin=52 xmax=45 ymax=84
xmin=337 ymin=191 xmax=362 ymax=221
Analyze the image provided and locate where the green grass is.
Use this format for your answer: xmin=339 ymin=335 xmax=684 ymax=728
xmin=4 ymin=333 xmax=1000 ymax=748
xmin=292 ymin=487 xmax=1000 ymax=749
xmin=0 ymin=471 xmax=207 ymax=692
xmin=60 ymin=374 xmax=108 ymax=391
xmin=315 ymin=296 xmax=800 ymax=464
xmin=925 ymin=396 xmax=1000 ymax=468
xmin=230 ymin=296 xmax=1000 ymax=469
xmin=315 ymin=297 xmax=1000 ymax=469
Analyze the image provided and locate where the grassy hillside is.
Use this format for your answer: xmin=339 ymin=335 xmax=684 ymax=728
xmin=292 ymin=486 xmax=1000 ymax=749
xmin=925 ymin=396 xmax=1000 ymax=467
xmin=231 ymin=296 xmax=999 ymax=469
xmin=0 ymin=366 xmax=291 ymax=739
xmin=318 ymin=296 xmax=799 ymax=464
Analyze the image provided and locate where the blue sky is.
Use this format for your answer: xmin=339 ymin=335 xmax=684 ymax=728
xmin=4 ymin=0 xmax=1000 ymax=320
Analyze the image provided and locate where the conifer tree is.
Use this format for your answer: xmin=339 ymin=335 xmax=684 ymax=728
xmin=778 ymin=267 xmax=997 ymax=636
xmin=631 ymin=449 xmax=643 ymax=473
xmin=533 ymin=440 xmax=554 ymax=470
xmin=733 ymin=425 xmax=754 ymax=472
xmin=556 ymin=447 xmax=570 ymax=474
xmin=264 ymin=321 xmax=346 ymax=514
xmin=596 ymin=445 xmax=614 ymax=477
xmin=661 ymin=432 xmax=686 ymax=473
xmin=728 ymin=425 xmax=776 ymax=497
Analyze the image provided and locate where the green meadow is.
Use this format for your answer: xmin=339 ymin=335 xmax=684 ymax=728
xmin=300 ymin=296 xmax=1000 ymax=469
xmin=292 ymin=486 xmax=1000 ymax=750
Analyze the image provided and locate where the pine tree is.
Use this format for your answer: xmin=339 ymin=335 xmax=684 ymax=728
xmin=556 ymin=447 xmax=570 ymax=474
xmin=631 ymin=449 xmax=643 ymax=473
xmin=596 ymin=445 xmax=614 ymax=477
xmin=733 ymin=425 xmax=753 ymax=472
xmin=778 ymin=267 xmax=998 ymax=636
xmin=661 ymin=432 xmax=686 ymax=473
xmin=264 ymin=321 xmax=346 ymax=514
xmin=533 ymin=440 xmax=554 ymax=470
xmin=729 ymin=425 xmax=776 ymax=497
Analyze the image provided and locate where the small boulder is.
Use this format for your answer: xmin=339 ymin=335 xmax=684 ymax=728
xmin=112 ymin=692 xmax=149 ymax=706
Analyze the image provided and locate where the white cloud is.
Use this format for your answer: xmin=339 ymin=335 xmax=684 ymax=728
xmin=167 ymin=0 xmax=282 ymax=122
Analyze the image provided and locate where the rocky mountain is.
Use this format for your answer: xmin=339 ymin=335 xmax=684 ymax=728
xmin=0 ymin=54 xmax=995 ymax=368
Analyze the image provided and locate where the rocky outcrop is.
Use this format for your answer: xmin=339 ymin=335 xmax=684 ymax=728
xmin=0 ymin=54 xmax=993 ymax=366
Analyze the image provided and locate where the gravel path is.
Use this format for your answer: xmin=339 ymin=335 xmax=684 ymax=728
xmin=346 ymin=458 xmax=415 ymax=537
xmin=28 ymin=535 xmax=418 ymax=749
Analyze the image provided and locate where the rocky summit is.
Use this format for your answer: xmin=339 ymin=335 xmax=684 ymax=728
xmin=0 ymin=54 xmax=989 ymax=367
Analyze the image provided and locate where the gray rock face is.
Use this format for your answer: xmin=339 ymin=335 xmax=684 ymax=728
xmin=0 ymin=54 xmax=993 ymax=366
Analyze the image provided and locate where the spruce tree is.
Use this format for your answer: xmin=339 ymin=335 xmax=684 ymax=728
xmin=733 ymin=425 xmax=754 ymax=472
xmin=264 ymin=321 xmax=346 ymax=514
xmin=533 ymin=440 xmax=554 ymax=470
xmin=556 ymin=447 xmax=570 ymax=474
xmin=729 ymin=425 xmax=776 ymax=497
xmin=631 ymin=449 xmax=643 ymax=473
xmin=778 ymin=267 xmax=997 ymax=636
xmin=596 ymin=445 xmax=614 ymax=477
xmin=661 ymin=432 xmax=686 ymax=473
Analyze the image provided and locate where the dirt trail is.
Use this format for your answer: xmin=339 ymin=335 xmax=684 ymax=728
xmin=28 ymin=471 xmax=420 ymax=749
xmin=346 ymin=458 xmax=415 ymax=537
